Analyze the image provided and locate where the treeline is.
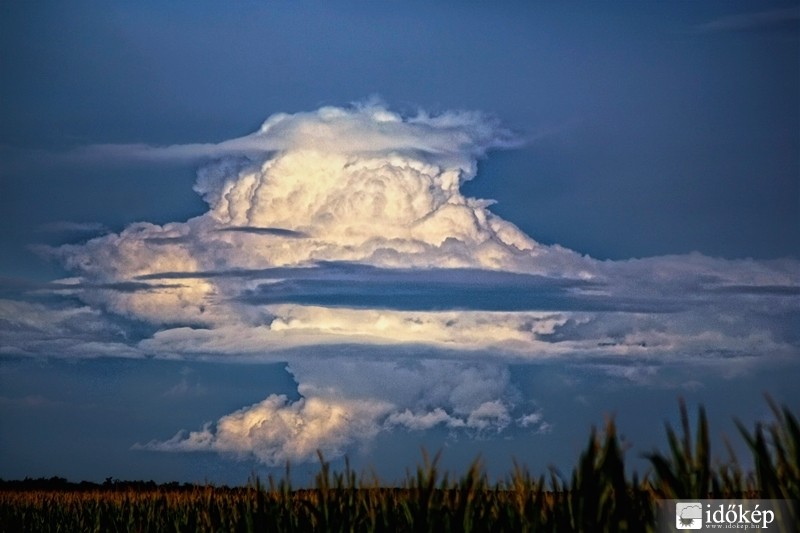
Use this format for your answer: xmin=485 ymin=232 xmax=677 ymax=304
xmin=0 ymin=477 xmax=216 ymax=492
xmin=0 ymin=399 xmax=797 ymax=532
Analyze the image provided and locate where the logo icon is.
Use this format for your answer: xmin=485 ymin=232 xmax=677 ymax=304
xmin=675 ymin=502 xmax=703 ymax=529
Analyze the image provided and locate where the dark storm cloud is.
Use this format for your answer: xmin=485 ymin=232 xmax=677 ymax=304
xmin=231 ymin=263 xmax=687 ymax=314
xmin=70 ymin=281 xmax=188 ymax=293
xmin=137 ymin=262 xmax=593 ymax=284
xmin=134 ymin=267 xmax=298 ymax=281
xmin=0 ymin=277 xmax=185 ymax=295
xmin=133 ymin=259 xmax=800 ymax=316
xmin=215 ymin=227 xmax=309 ymax=238
xmin=129 ymin=262 xmax=635 ymax=312
xmin=707 ymin=284 xmax=800 ymax=296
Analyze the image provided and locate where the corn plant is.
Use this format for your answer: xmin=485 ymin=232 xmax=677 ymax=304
xmin=1 ymin=398 xmax=796 ymax=532
xmin=645 ymin=398 xmax=712 ymax=499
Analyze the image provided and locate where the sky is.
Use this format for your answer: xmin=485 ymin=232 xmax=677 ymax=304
xmin=1 ymin=1 xmax=799 ymax=485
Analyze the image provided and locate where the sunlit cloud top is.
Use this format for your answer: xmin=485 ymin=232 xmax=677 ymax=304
xmin=3 ymin=101 xmax=798 ymax=466
xmin=76 ymin=100 xmax=520 ymax=168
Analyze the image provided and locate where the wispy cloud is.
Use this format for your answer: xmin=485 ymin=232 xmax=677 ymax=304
xmin=0 ymin=299 xmax=143 ymax=359
xmin=36 ymin=221 xmax=109 ymax=234
xmin=163 ymin=376 xmax=207 ymax=398
xmin=73 ymin=99 xmax=521 ymax=166
xmin=695 ymin=6 xmax=800 ymax=34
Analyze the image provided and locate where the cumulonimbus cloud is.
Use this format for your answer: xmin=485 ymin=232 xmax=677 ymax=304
xmin=39 ymin=102 xmax=595 ymax=332
xmin=7 ymin=100 xmax=799 ymax=464
xmin=137 ymin=358 xmax=546 ymax=465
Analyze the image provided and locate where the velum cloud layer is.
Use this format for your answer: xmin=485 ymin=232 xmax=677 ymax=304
xmin=4 ymin=102 xmax=799 ymax=465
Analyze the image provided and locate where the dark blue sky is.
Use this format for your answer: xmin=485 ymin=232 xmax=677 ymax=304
xmin=2 ymin=1 xmax=798 ymax=270
xmin=1 ymin=1 xmax=798 ymax=484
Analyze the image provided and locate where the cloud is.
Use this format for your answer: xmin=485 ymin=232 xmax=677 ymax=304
xmin=162 ymin=376 xmax=208 ymax=398
xmin=139 ymin=358 xmax=548 ymax=464
xmin=695 ymin=6 xmax=800 ymax=33
xmin=36 ymin=221 xmax=109 ymax=235
xmin=37 ymin=101 xmax=597 ymax=334
xmin=235 ymin=270 xmax=681 ymax=313
xmin=137 ymin=306 xmax=579 ymax=359
xmin=77 ymin=99 xmax=521 ymax=166
xmin=708 ymin=284 xmax=800 ymax=297
xmin=0 ymin=299 xmax=142 ymax=359
xmin=8 ymin=100 xmax=799 ymax=465
xmin=138 ymin=393 xmax=393 ymax=464
xmin=215 ymin=227 xmax=309 ymax=238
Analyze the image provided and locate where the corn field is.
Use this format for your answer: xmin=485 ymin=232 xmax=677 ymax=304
xmin=1 ymin=399 xmax=797 ymax=532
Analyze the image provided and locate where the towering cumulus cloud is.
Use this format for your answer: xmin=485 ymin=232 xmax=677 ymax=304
xmin=9 ymin=101 xmax=799 ymax=465
xmin=191 ymin=103 xmax=545 ymax=271
xmin=50 ymin=102 xmax=586 ymax=329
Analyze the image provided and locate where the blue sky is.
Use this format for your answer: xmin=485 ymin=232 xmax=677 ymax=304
xmin=1 ymin=1 xmax=798 ymax=484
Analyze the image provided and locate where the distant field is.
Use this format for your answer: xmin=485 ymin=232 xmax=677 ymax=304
xmin=1 ymin=400 xmax=797 ymax=532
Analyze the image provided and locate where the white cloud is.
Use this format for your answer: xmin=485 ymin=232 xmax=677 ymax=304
xmin=140 ymin=394 xmax=393 ymax=465
xmin=39 ymin=102 xmax=595 ymax=334
xmin=516 ymin=411 xmax=543 ymax=428
xmin=141 ymin=358 xmax=549 ymax=464
xmin=79 ymin=99 xmax=520 ymax=165
xmin=12 ymin=100 xmax=799 ymax=465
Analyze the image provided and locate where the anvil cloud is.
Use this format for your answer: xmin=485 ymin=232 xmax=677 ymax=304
xmin=4 ymin=102 xmax=798 ymax=465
